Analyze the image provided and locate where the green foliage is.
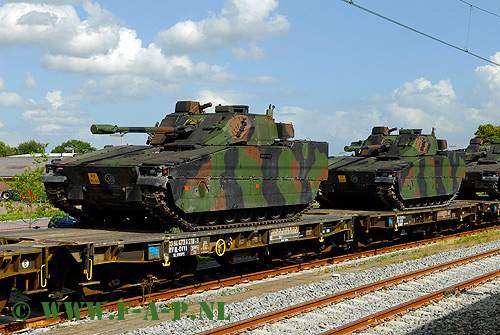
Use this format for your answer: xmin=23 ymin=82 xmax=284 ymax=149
xmin=51 ymin=139 xmax=96 ymax=154
xmin=16 ymin=140 xmax=47 ymax=155
xmin=0 ymin=209 xmax=64 ymax=222
xmin=474 ymin=124 xmax=500 ymax=144
xmin=0 ymin=142 xmax=16 ymax=157
xmin=1 ymin=147 xmax=51 ymax=228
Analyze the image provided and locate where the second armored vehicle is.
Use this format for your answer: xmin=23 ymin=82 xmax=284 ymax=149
xmin=319 ymin=127 xmax=466 ymax=210
xmin=460 ymin=138 xmax=500 ymax=199
xmin=43 ymin=101 xmax=328 ymax=231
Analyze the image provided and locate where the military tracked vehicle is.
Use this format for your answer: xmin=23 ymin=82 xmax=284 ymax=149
xmin=43 ymin=101 xmax=328 ymax=231
xmin=460 ymin=138 xmax=500 ymax=199
xmin=319 ymin=127 xmax=466 ymax=210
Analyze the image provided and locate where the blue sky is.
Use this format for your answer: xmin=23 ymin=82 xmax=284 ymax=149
xmin=1 ymin=0 xmax=500 ymax=154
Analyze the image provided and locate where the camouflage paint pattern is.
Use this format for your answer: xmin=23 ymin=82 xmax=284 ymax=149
xmin=460 ymin=138 xmax=500 ymax=198
xmin=43 ymin=101 xmax=328 ymax=218
xmin=320 ymin=127 xmax=466 ymax=209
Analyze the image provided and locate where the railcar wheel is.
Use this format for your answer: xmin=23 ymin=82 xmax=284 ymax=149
xmin=0 ymin=278 xmax=13 ymax=313
xmin=254 ymin=208 xmax=268 ymax=221
xmin=205 ymin=212 xmax=219 ymax=225
xmin=269 ymin=206 xmax=282 ymax=220
xmin=237 ymin=209 xmax=252 ymax=223
xmin=222 ymin=210 xmax=237 ymax=224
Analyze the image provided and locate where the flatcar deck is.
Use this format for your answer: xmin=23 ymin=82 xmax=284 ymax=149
xmin=0 ymin=200 xmax=498 ymax=300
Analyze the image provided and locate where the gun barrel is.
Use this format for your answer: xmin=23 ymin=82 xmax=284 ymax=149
xmin=90 ymin=124 xmax=195 ymax=135
xmin=344 ymin=144 xmax=383 ymax=152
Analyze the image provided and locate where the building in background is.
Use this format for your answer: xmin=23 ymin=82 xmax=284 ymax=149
xmin=0 ymin=153 xmax=74 ymax=194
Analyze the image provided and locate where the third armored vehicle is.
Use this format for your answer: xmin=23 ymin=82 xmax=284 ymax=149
xmin=319 ymin=127 xmax=466 ymax=210
xmin=460 ymin=138 xmax=500 ymax=199
xmin=43 ymin=101 xmax=328 ymax=231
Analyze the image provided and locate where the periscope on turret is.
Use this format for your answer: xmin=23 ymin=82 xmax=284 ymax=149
xmin=42 ymin=101 xmax=328 ymax=231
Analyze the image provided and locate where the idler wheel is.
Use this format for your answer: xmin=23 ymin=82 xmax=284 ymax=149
xmin=237 ymin=209 xmax=252 ymax=223
xmin=269 ymin=206 xmax=282 ymax=220
xmin=254 ymin=208 xmax=268 ymax=221
xmin=222 ymin=210 xmax=237 ymax=224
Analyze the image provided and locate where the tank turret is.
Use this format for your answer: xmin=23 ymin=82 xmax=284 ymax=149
xmin=43 ymin=100 xmax=328 ymax=231
xmin=319 ymin=127 xmax=465 ymax=210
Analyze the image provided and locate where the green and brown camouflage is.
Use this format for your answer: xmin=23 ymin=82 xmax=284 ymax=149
xmin=460 ymin=138 xmax=500 ymax=199
xmin=319 ymin=127 xmax=466 ymax=210
xmin=43 ymin=101 xmax=328 ymax=230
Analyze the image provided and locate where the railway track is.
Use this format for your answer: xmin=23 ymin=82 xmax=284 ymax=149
xmin=1 ymin=225 xmax=499 ymax=334
xmin=203 ymin=246 xmax=500 ymax=335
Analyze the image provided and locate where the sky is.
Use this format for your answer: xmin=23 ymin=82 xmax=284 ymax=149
xmin=1 ymin=0 xmax=500 ymax=154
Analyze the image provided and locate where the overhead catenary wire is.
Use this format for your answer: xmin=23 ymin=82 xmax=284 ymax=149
xmin=340 ymin=0 xmax=500 ymax=67
xmin=458 ymin=0 xmax=500 ymax=19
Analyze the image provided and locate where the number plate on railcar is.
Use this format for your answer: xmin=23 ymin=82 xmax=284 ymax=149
xmin=169 ymin=238 xmax=200 ymax=258
xmin=88 ymin=173 xmax=100 ymax=185
xmin=338 ymin=175 xmax=346 ymax=182
xmin=437 ymin=210 xmax=452 ymax=220
xmin=269 ymin=226 xmax=299 ymax=243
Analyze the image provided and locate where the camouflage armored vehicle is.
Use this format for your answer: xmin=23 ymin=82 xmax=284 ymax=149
xmin=459 ymin=138 xmax=500 ymax=199
xmin=43 ymin=101 xmax=328 ymax=231
xmin=319 ymin=127 xmax=466 ymax=210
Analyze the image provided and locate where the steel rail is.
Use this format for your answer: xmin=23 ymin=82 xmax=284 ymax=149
xmin=320 ymin=269 xmax=500 ymax=334
xmin=198 ymin=246 xmax=500 ymax=335
xmin=1 ymin=225 xmax=499 ymax=333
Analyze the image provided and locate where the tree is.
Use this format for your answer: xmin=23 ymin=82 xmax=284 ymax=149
xmin=474 ymin=124 xmax=500 ymax=144
xmin=51 ymin=139 xmax=96 ymax=154
xmin=16 ymin=140 xmax=47 ymax=155
xmin=0 ymin=142 xmax=16 ymax=157
xmin=1 ymin=153 xmax=51 ymax=228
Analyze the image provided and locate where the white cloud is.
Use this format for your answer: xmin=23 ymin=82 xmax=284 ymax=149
xmin=232 ymin=42 xmax=265 ymax=60
xmin=277 ymin=106 xmax=382 ymax=147
xmin=195 ymin=89 xmax=256 ymax=112
xmin=0 ymin=121 xmax=3 ymax=128
xmin=20 ymin=90 xmax=90 ymax=135
xmin=155 ymin=0 xmax=289 ymax=56
xmin=0 ymin=77 xmax=5 ymax=90
xmin=0 ymin=91 xmax=25 ymax=108
xmin=78 ymin=75 xmax=179 ymax=103
xmin=0 ymin=2 xmax=120 ymax=57
xmin=3 ymin=1 xmax=81 ymax=4
xmin=277 ymin=77 xmax=498 ymax=154
xmin=0 ymin=1 xmax=286 ymax=103
xmin=391 ymin=77 xmax=456 ymax=111
xmin=25 ymin=72 xmax=38 ymax=89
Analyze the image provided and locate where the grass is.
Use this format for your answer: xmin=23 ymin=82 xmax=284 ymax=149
xmin=0 ymin=209 xmax=65 ymax=222
xmin=197 ymin=255 xmax=214 ymax=263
